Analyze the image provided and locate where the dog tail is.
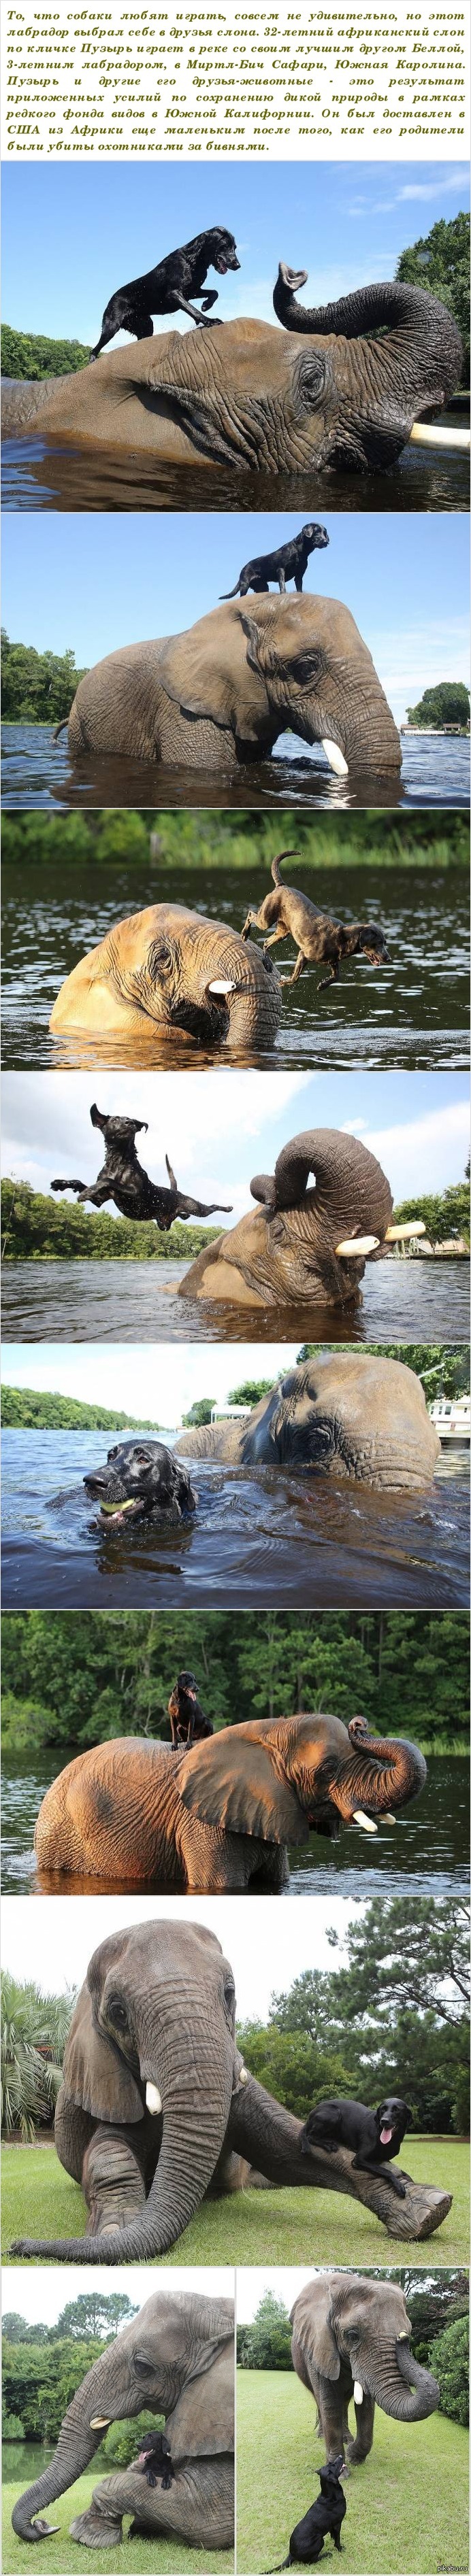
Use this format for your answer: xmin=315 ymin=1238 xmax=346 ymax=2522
xmin=52 ymin=715 xmax=69 ymax=741
xmin=265 ymin=2558 xmax=291 ymax=2572
xmin=219 ymin=581 xmax=240 ymax=598
xmin=271 ymin=848 xmax=297 ymax=885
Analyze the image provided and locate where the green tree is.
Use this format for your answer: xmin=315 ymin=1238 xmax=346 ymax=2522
xmin=396 ymin=212 xmax=470 ymax=383
xmin=236 ymin=2022 xmax=351 ymax=2120
xmin=1 ymin=1386 xmax=166 ymax=1429
xmin=429 ymin=2316 xmax=469 ymax=2425
xmin=1 ymin=1973 xmax=75 ymax=2141
xmin=227 ymin=1381 xmax=276 ymax=1407
xmin=405 ymin=683 xmax=470 ymax=732
xmin=1 ymin=630 xmax=88 ymax=725
xmin=1 ymin=325 xmax=91 ymax=379
xmin=391 ymin=1183 xmax=470 ymax=1246
xmin=182 ymin=1399 xmax=216 ymax=1426
xmin=51 ymin=2294 xmax=137 ymax=2342
xmin=237 ymin=2290 xmax=293 ymax=2372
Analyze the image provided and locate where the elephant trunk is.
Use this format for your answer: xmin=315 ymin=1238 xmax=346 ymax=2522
xmin=251 ymin=1129 xmax=393 ymax=1268
xmin=343 ymin=1721 xmax=427 ymax=1817
xmin=11 ymin=1994 xmax=236 ymax=2266
xmin=274 ymin=271 xmax=462 ymax=408
xmin=12 ymin=2374 xmax=108 ymax=2540
xmin=361 ymin=2337 xmax=440 ymax=2423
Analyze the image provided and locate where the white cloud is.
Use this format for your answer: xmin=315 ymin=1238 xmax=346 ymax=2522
xmin=354 ymin=1101 xmax=470 ymax=1202
xmin=1 ymin=1889 xmax=361 ymax=2029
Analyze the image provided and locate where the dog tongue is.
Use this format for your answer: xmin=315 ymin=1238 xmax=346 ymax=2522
xmin=380 ymin=2126 xmax=393 ymax=2144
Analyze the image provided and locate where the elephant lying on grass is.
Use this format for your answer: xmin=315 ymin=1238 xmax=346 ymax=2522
xmin=9 ymin=1920 xmax=452 ymax=2262
xmin=176 ymin=1353 xmax=440 ymax=1490
xmin=290 ymin=2271 xmax=440 ymax=2469
xmin=12 ymin=2287 xmax=235 ymax=2548
xmin=50 ymin=901 xmax=282 ymax=1051
xmin=179 ymin=1125 xmax=397 ymax=1310
xmin=33 ymin=1710 xmax=427 ymax=1893
xmin=53 ymin=594 xmax=402 ymax=781
xmin=2 ymin=277 xmax=461 ymax=473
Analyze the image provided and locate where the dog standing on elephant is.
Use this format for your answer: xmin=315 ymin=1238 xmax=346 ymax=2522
xmin=221 ymin=522 xmax=329 ymax=598
xmin=89 ymin=226 xmax=240 ymax=356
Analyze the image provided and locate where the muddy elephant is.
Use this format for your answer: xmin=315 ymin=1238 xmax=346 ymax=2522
xmin=54 ymin=594 xmax=401 ymax=780
xmin=33 ymin=1710 xmax=427 ymax=1893
xmin=178 ymin=1126 xmax=395 ymax=1310
xmin=50 ymin=900 xmax=282 ymax=1051
xmin=11 ymin=2286 xmax=234 ymax=2548
xmin=9 ymin=1920 xmax=451 ymax=2264
xmin=175 ymin=1353 xmax=440 ymax=1490
xmin=1 ymin=277 xmax=461 ymax=473
xmin=290 ymin=2272 xmax=440 ymax=2471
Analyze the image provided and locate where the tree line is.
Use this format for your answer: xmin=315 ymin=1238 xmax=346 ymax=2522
xmin=2 ymin=807 xmax=468 ymax=870
xmin=1 ymin=631 xmax=88 ymax=726
xmin=2 ymin=2296 xmax=161 ymax=2458
xmin=1 ymin=1387 xmax=165 ymax=1429
xmin=1 ymin=1608 xmax=468 ymax=1757
xmin=3 ymin=1180 xmax=468 ymax=1265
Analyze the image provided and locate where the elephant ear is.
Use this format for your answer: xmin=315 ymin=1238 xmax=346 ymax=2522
xmin=158 ymin=603 xmax=270 ymax=743
xmin=178 ymin=1727 xmax=306 ymax=1846
xmin=291 ymin=2278 xmax=342 ymax=2382
xmin=167 ymin=2338 xmax=234 ymax=2461
xmin=62 ymin=1975 xmax=144 ymax=2126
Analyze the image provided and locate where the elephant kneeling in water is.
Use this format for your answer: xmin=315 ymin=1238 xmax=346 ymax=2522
xmin=50 ymin=901 xmax=282 ymax=1053
xmin=176 ymin=1353 xmax=440 ymax=1491
xmin=179 ymin=1125 xmax=395 ymax=1310
xmin=290 ymin=2273 xmax=439 ymax=2469
xmin=54 ymin=594 xmax=401 ymax=781
xmin=12 ymin=2288 xmax=234 ymax=2549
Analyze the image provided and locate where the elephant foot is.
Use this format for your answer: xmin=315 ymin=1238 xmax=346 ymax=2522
xmin=344 ymin=2442 xmax=370 ymax=2467
xmin=70 ymin=2510 xmax=123 ymax=2547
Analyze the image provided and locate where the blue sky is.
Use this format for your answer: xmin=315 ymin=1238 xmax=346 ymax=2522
xmin=3 ymin=1068 xmax=469 ymax=1218
xmin=2 ymin=158 xmax=469 ymax=345
xmin=2 ymin=513 xmax=469 ymax=728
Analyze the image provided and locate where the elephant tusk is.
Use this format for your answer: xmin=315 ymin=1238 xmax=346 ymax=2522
xmin=352 ymin=1810 xmax=378 ymax=1834
xmin=409 ymin=421 xmax=470 ymax=453
xmin=146 ymin=2082 xmax=163 ymax=2114
xmin=353 ymin=2383 xmax=364 ymax=2406
xmin=383 ymin=1812 xmax=396 ymax=1825
xmin=385 ymin=1221 xmax=426 ymax=1240
xmin=238 ymin=2063 xmax=249 ymax=2085
xmin=335 ymin=1234 xmax=379 ymax=1258
xmin=208 ymin=979 xmax=235 ymax=995
xmin=90 ymin=2417 xmax=112 ymax=2430
xmin=321 ymin=737 xmax=349 ymax=777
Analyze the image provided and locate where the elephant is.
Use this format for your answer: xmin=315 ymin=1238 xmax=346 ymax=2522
xmin=1 ymin=276 xmax=461 ymax=473
xmin=33 ymin=1709 xmax=427 ymax=1893
xmin=11 ymin=2286 xmax=235 ymax=2547
xmin=9 ymin=1919 xmax=452 ymax=2266
xmin=175 ymin=1353 xmax=441 ymax=1491
xmin=178 ymin=1126 xmax=396 ymax=1310
xmin=49 ymin=900 xmax=282 ymax=1051
xmin=52 ymin=594 xmax=402 ymax=781
xmin=289 ymin=2271 xmax=440 ymax=2471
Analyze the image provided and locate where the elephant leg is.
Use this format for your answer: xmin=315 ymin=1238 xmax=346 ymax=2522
xmin=71 ymin=2462 xmax=233 ymax=2549
xmin=82 ymin=2125 xmax=147 ymax=2236
xmin=346 ymin=2392 xmax=375 ymax=2465
xmin=316 ymin=2389 xmax=345 ymax=2461
xmin=227 ymin=2080 xmax=452 ymax=2239
xmin=352 ymin=2156 xmax=406 ymax=2199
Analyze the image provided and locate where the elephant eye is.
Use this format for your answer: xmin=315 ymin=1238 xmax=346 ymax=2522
xmin=135 ymin=2351 xmax=155 ymax=2377
xmin=344 ymin=2326 xmax=360 ymax=2345
xmin=108 ymin=1995 xmax=128 ymax=2030
xmin=223 ymin=1979 xmax=236 ymax=2012
xmin=148 ymin=940 xmax=172 ymax=979
xmin=293 ymin=651 xmax=323 ymax=684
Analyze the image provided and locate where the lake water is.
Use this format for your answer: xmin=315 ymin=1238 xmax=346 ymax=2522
xmin=1 ymin=1748 xmax=468 ymax=1901
xmin=1 ymin=408 xmax=468 ymax=512
xmin=2 ymin=728 xmax=469 ymax=813
xmin=2 ymin=1256 xmax=469 ymax=1346
xmin=2 ymin=858 xmax=469 ymax=1074
xmin=2 ymin=1431 xmax=468 ymax=1611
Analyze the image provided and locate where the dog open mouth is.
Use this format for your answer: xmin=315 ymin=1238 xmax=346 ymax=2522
xmin=98 ymin=1497 xmax=144 ymax=1523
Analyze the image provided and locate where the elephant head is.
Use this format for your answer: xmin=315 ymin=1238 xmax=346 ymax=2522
xmin=50 ymin=901 xmax=282 ymax=1051
xmin=1 ymin=282 xmax=461 ymax=473
xmin=179 ymin=1128 xmax=394 ymax=1308
xmin=177 ymin=1710 xmax=427 ymax=1846
xmin=239 ymin=1353 xmax=440 ymax=1489
xmin=11 ymin=1921 xmax=243 ymax=2267
xmin=12 ymin=2287 xmax=234 ymax=2543
xmin=159 ymin=593 xmax=401 ymax=777
xmin=273 ymin=269 xmax=463 ymax=470
xmin=291 ymin=2273 xmax=440 ymax=2423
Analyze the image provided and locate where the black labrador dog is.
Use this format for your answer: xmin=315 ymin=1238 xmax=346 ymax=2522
xmin=168 ymin=1670 xmax=214 ymax=1748
xmin=221 ymin=523 xmax=329 ymax=599
xmin=135 ymin=2432 xmax=174 ymax=2492
xmin=89 ymin=226 xmax=240 ymax=357
xmin=267 ymin=2458 xmax=346 ymax=2569
xmin=241 ymin=853 xmax=390 ymax=992
xmin=52 ymin=1104 xmax=232 ymax=1233
xmin=83 ymin=1439 xmax=197 ymax=1529
xmin=299 ymin=2097 xmax=412 ymax=2197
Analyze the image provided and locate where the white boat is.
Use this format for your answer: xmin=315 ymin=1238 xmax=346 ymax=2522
xmin=429 ymin=1395 xmax=470 ymax=1449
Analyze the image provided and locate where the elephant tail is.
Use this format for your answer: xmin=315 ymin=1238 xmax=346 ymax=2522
xmin=219 ymin=581 xmax=240 ymax=598
xmin=52 ymin=715 xmax=69 ymax=741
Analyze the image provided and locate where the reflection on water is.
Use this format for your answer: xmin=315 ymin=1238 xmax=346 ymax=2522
xmin=2 ymin=858 xmax=469 ymax=1074
xmin=1 ymin=1750 xmax=468 ymax=1901
xmin=2 ymin=1256 xmax=470 ymax=1346
xmin=1 ymin=1431 xmax=468 ymax=1611
xmin=2 ymin=728 xmax=469 ymax=813
xmin=1 ymin=413 xmax=469 ymax=513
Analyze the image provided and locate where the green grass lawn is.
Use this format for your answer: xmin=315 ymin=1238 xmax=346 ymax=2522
xmin=2 ymin=2462 xmax=233 ymax=2576
xmin=236 ymin=2371 xmax=469 ymax=2576
xmin=2 ymin=2141 xmax=468 ymax=2269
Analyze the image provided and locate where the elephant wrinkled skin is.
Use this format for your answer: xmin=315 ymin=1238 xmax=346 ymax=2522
xmin=176 ymin=1353 xmax=440 ymax=1491
xmin=290 ymin=2272 xmax=440 ymax=2472
xmin=33 ymin=1710 xmax=427 ymax=1893
xmin=179 ymin=1127 xmax=394 ymax=1310
xmin=50 ymin=901 xmax=282 ymax=1051
xmin=12 ymin=2287 xmax=234 ymax=2547
xmin=56 ymin=594 xmax=402 ymax=781
xmin=1 ymin=280 xmax=461 ymax=473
